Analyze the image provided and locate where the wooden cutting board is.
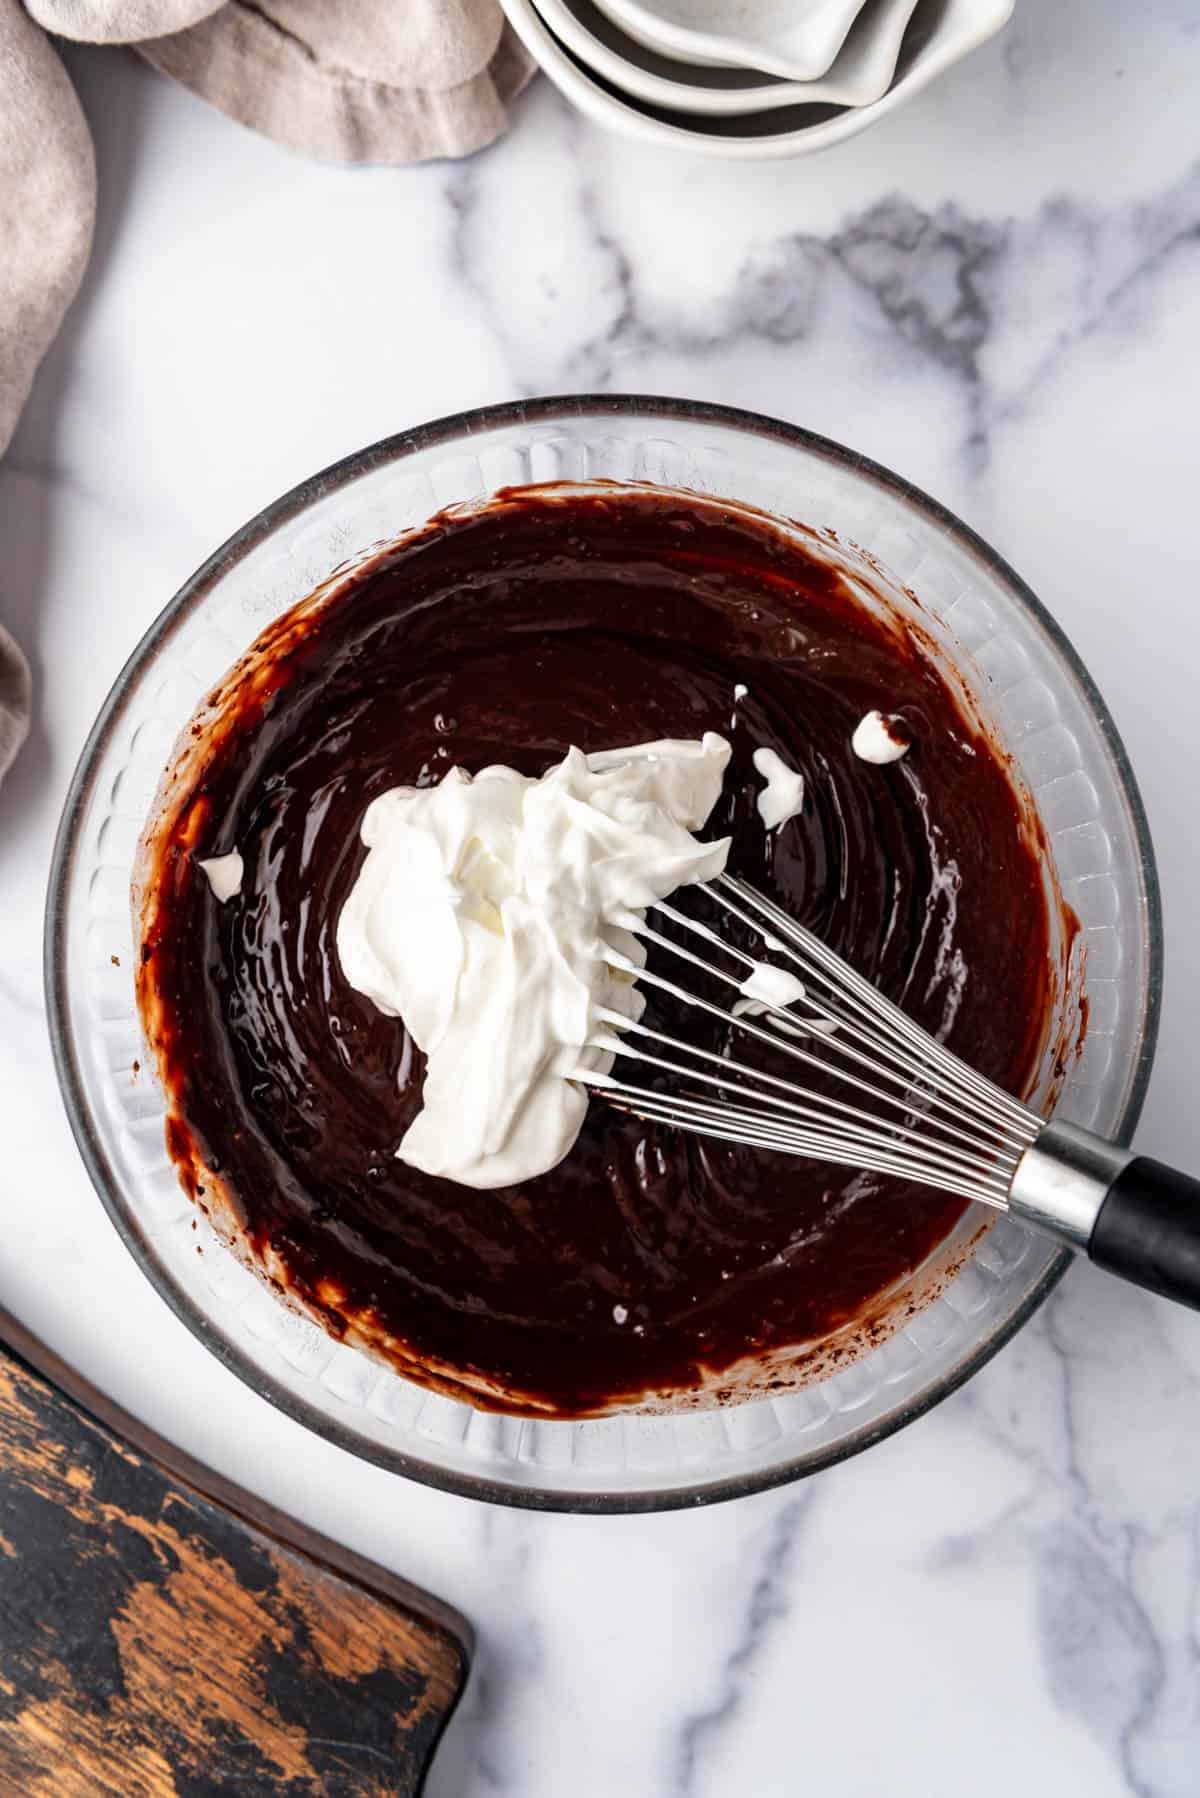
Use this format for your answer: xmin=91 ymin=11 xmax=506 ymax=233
xmin=0 ymin=1310 xmax=470 ymax=1796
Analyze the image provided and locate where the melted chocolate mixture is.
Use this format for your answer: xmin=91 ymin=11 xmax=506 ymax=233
xmin=140 ymin=488 xmax=1052 ymax=1415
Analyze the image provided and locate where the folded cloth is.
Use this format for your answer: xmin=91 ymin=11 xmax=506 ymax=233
xmin=0 ymin=0 xmax=97 ymax=783
xmin=31 ymin=0 xmax=534 ymax=163
xmin=0 ymin=0 xmax=535 ymax=786
xmin=0 ymin=625 xmax=31 ymax=786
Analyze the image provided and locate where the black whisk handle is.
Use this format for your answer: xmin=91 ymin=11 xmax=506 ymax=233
xmin=1010 ymin=1121 xmax=1200 ymax=1312
xmin=1088 ymin=1158 xmax=1200 ymax=1311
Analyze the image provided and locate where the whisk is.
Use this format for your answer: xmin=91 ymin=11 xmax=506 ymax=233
xmin=575 ymin=874 xmax=1200 ymax=1312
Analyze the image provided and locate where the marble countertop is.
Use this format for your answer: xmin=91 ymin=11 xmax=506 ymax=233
xmin=3 ymin=4 xmax=1200 ymax=1791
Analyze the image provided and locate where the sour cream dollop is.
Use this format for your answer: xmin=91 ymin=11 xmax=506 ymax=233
xmin=337 ymin=736 xmax=731 ymax=1189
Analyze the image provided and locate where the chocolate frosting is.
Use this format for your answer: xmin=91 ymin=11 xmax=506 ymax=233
xmin=138 ymin=487 xmax=1053 ymax=1416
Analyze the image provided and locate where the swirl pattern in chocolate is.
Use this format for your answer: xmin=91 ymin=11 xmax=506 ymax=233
xmin=137 ymin=487 xmax=1054 ymax=1416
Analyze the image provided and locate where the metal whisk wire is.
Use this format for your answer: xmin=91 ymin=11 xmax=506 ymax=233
xmin=572 ymin=874 xmax=1200 ymax=1314
xmin=574 ymin=873 xmax=1042 ymax=1209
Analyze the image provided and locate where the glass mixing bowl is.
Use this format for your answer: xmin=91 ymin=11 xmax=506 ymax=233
xmin=46 ymin=397 xmax=1161 ymax=1511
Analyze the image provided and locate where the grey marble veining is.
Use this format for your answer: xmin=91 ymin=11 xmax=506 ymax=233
xmin=673 ymin=1495 xmax=812 ymax=1796
xmin=1 ymin=5 xmax=1199 ymax=1793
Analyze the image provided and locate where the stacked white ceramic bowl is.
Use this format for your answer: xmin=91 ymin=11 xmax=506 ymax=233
xmin=500 ymin=0 xmax=1014 ymax=159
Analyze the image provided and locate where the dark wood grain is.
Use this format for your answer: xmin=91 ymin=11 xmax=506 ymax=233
xmin=0 ymin=1312 xmax=470 ymax=1796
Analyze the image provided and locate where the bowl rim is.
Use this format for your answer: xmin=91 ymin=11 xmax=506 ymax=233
xmin=45 ymin=393 xmax=1163 ymax=1512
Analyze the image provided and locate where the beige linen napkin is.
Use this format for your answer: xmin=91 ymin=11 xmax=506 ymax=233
xmin=0 ymin=0 xmax=534 ymax=785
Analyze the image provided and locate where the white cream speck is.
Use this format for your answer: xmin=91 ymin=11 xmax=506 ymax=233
xmin=197 ymin=851 xmax=244 ymax=903
xmin=732 ymin=960 xmax=838 ymax=1038
xmin=613 ymin=1304 xmax=628 ymax=1325
xmin=852 ymin=710 xmax=911 ymax=765
xmin=738 ymin=961 xmax=806 ymax=1010
xmin=752 ymin=747 xmax=805 ymax=830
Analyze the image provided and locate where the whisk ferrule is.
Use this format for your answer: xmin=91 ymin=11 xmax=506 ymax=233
xmin=1008 ymin=1120 xmax=1134 ymax=1249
